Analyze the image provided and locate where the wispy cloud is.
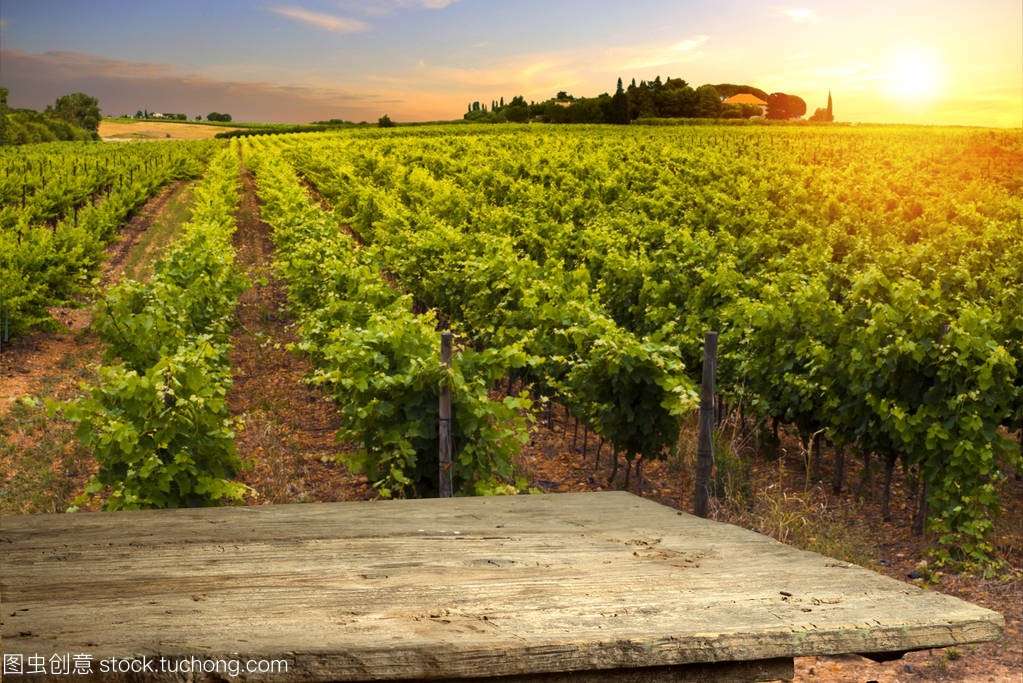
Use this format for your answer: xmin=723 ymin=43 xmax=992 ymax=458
xmin=779 ymin=7 xmax=821 ymax=24
xmin=336 ymin=0 xmax=460 ymax=16
xmin=269 ymin=5 xmax=368 ymax=33
xmin=618 ymin=35 xmax=710 ymax=70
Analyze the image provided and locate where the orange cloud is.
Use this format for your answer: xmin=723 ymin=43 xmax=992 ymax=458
xmin=268 ymin=6 xmax=368 ymax=33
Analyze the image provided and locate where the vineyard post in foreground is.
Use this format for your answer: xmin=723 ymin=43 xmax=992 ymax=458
xmin=694 ymin=331 xmax=718 ymax=518
xmin=438 ymin=331 xmax=454 ymax=498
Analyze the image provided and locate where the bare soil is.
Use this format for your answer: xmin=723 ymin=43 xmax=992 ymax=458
xmin=227 ymin=170 xmax=372 ymax=504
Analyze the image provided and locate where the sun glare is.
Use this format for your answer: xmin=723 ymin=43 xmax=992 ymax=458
xmin=884 ymin=47 xmax=944 ymax=101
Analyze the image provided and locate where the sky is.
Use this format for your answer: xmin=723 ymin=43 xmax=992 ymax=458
xmin=1 ymin=0 xmax=1021 ymax=126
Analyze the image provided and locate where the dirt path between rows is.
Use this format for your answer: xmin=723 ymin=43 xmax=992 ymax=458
xmin=0 ymin=180 xmax=194 ymax=514
xmin=103 ymin=180 xmax=188 ymax=283
xmin=0 ymin=181 xmax=191 ymax=420
xmin=227 ymin=169 xmax=371 ymax=504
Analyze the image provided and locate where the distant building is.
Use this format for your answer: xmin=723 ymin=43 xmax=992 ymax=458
xmin=721 ymin=93 xmax=768 ymax=116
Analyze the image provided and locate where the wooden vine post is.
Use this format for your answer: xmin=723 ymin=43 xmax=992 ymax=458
xmin=694 ymin=331 xmax=718 ymax=518
xmin=438 ymin=331 xmax=454 ymax=498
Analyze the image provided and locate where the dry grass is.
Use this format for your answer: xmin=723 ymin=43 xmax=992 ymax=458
xmin=99 ymin=120 xmax=239 ymax=141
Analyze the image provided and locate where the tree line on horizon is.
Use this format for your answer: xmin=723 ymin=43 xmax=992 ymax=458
xmin=130 ymin=110 xmax=233 ymax=122
xmin=0 ymin=88 xmax=101 ymax=145
xmin=464 ymin=77 xmax=818 ymax=125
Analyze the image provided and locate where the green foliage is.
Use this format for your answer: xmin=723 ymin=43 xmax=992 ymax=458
xmin=310 ymin=311 xmax=531 ymax=497
xmin=280 ymin=134 xmax=699 ymax=468
xmin=0 ymin=88 xmax=98 ymax=144
xmin=0 ymin=141 xmax=213 ymax=337
xmin=562 ymin=323 xmax=695 ymax=460
xmin=608 ymin=78 xmax=630 ymax=125
xmin=63 ymin=145 xmax=246 ymax=510
xmin=47 ymin=92 xmax=102 ymax=131
xmin=766 ymin=92 xmax=807 ymax=120
xmin=261 ymin=123 xmax=1021 ymax=565
xmin=695 ymin=85 xmax=722 ymax=118
xmin=247 ymin=146 xmax=532 ymax=498
xmin=63 ymin=339 xmax=244 ymax=510
xmin=2 ymin=111 xmax=96 ymax=144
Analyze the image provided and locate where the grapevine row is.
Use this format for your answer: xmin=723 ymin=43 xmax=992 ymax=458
xmin=64 ymin=144 xmax=247 ymax=510
xmin=246 ymin=139 xmax=532 ymax=497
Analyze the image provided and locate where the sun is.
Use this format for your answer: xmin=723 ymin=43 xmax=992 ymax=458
xmin=884 ymin=47 xmax=944 ymax=101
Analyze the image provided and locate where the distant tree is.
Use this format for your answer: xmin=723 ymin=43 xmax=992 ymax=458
xmin=719 ymin=104 xmax=739 ymax=119
xmin=656 ymin=83 xmax=697 ymax=118
xmin=1 ymin=90 xmax=99 ymax=145
xmin=695 ymin=84 xmax=722 ymax=118
xmin=47 ymin=92 xmax=101 ymax=131
xmin=504 ymin=95 xmax=530 ymax=123
xmin=609 ymin=78 xmax=630 ymax=124
xmin=766 ymin=92 xmax=807 ymax=120
xmin=194 ymin=115 xmax=202 ymax=121
xmin=627 ymin=81 xmax=656 ymax=120
xmin=207 ymin=112 xmax=233 ymax=122
xmin=556 ymin=91 xmax=573 ymax=101
xmin=378 ymin=114 xmax=395 ymax=128
xmin=788 ymin=94 xmax=807 ymax=119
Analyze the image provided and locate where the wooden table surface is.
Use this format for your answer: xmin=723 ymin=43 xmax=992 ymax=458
xmin=1 ymin=492 xmax=1003 ymax=681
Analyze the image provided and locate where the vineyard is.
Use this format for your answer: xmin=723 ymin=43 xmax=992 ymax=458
xmin=0 ymin=141 xmax=214 ymax=341
xmin=2 ymin=124 xmax=1021 ymax=572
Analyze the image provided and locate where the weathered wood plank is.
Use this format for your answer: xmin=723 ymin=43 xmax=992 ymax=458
xmin=433 ymin=657 xmax=795 ymax=682
xmin=0 ymin=492 xmax=1003 ymax=681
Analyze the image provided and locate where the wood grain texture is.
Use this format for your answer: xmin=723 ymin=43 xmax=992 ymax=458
xmin=0 ymin=492 xmax=1003 ymax=681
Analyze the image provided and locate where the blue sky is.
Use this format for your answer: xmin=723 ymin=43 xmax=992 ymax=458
xmin=1 ymin=0 xmax=1020 ymax=125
